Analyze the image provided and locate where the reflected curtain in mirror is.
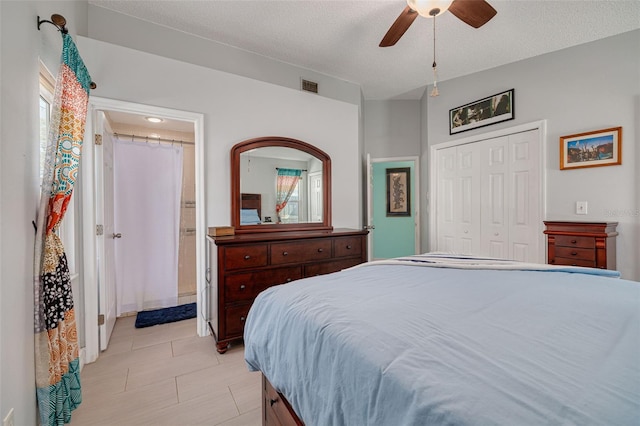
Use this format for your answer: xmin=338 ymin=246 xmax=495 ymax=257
xmin=276 ymin=168 xmax=302 ymax=223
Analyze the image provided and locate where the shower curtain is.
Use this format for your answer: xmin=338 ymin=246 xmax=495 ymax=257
xmin=113 ymin=139 xmax=183 ymax=315
xmin=34 ymin=33 xmax=91 ymax=425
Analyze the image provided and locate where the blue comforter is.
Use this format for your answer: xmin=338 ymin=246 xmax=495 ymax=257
xmin=244 ymin=256 xmax=640 ymax=425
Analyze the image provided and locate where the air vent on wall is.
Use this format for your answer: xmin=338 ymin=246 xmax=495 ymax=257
xmin=301 ymin=79 xmax=318 ymax=94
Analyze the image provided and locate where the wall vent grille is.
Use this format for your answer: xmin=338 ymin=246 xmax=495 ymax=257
xmin=301 ymin=79 xmax=318 ymax=94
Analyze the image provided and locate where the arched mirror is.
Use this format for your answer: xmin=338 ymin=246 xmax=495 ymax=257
xmin=231 ymin=136 xmax=332 ymax=233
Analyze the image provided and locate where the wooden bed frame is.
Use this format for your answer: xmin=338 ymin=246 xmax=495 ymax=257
xmin=262 ymin=374 xmax=304 ymax=426
xmin=241 ymin=193 xmax=262 ymax=220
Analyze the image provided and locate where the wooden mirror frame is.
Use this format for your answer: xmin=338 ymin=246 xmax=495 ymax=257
xmin=231 ymin=136 xmax=332 ymax=234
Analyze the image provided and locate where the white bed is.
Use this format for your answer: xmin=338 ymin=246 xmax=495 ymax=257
xmin=244 ymin=254 xmax=639 ymax=425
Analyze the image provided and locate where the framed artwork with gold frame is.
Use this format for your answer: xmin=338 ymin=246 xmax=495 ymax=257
xmin=559 ymin=127 xmax=622 ymax=170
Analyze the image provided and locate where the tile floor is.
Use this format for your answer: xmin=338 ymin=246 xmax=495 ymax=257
xmin=70 ymin=316 xmax=261 ymax=426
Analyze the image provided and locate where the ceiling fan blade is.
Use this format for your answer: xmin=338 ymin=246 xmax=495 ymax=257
xmin=379 ymin=6 xmax=419 ymax=47
xmin=448 ymin=0 xmax=497 ymax=28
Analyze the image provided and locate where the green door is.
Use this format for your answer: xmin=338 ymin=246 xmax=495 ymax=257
xmin=371 ymin=160 xmax=417 ymax=259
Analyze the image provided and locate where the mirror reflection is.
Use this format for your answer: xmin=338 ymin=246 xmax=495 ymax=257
xmin=240 ymin=147 xmax=323 ymax=225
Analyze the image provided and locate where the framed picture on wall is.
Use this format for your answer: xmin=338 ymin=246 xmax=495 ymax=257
xmin=559 ymin=127 xmax=622 ymax=170
xmin=449 ymin=89 xmax=514 ymax=135
xmin=386 ymin=167 xmax=411 ymax=217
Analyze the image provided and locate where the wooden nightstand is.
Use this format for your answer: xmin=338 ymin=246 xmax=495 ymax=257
xmin=543 ymin=221 xmax=618 ymax=270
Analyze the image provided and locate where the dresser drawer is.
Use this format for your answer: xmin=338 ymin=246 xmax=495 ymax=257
xmin=225 ymin=267 xmax=302 ymax=302
xmin=263 ymin=375 xmax=302 ymax=426
xmin=224 ymin=303 xmax=252 ymax=337
xmin=551 ymin=257 xmax=596 ymax=268
xmin=554 ymin=235 xmax=595 ymax=249
xmin=305 ymin=258 xmax=363 ymax=277
xmin=334 ymin=236 xmax=363 ymax=258
xmin=223 ymin=245 xmax=268 ymax=270
xmin=554 ymin=246 xmax=595 ymax=261
xmin=271 ymin=240 xmax=332 ymax=265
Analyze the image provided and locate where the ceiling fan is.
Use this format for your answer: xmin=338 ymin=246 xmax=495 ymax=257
xmin=380 ymin=0 xmax=497 ymax=47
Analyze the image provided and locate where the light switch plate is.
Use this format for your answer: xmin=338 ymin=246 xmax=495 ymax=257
xmin=576 ymin=201 xmax=588 ymax=215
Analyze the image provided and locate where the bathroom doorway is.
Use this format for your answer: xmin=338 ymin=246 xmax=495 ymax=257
xmin=82 ymin=97 xmax=206 ymax=364
xmin=105 ymin=110 xmax=197 ymax=315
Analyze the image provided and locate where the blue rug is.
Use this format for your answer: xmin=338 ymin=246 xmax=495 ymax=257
xmin=135 ymin=303 xmax=197 ymax=328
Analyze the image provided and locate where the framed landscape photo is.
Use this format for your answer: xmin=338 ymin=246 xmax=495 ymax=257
xmin=559 ymin=127 xmax=622 ymax=170
xmin=449 ymin=89 xmax=514 ymax=135
xmin=386 ymin=167 xmax=411 ymax=217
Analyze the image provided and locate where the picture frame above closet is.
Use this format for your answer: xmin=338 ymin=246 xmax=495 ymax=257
xmin=449 ymin=89 xmax=514 ymax=135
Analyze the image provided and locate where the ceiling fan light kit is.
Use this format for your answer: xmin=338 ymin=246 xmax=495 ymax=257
xmin=406 ymin=0 xmax=453 ymax=18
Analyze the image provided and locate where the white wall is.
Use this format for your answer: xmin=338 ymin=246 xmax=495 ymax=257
xmin=0 ymin=2 xmax=88 ymax=424
xmin=363 ymin=99 xmax=422 ymax=233
xmin=87 ymin=5 xmax=362 ymax=107
xmin=363 ymin=100 xmax=422 ymax=158
xmin=76 ymin=37 xmax=361 ymax=231
xmin=422 ymin=30 xmax=640 ymax=281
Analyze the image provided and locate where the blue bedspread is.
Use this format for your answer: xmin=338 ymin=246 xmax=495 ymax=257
xmin=244 ymin=256 xmax=639 ymax=425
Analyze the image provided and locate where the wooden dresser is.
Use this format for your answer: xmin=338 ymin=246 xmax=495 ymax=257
xmin=543 ymin=221 xmax=618 ymax=270
xmin=208 ymin=228 xmax=368 ymax=353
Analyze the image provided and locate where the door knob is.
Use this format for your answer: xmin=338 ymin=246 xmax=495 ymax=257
xmin=112 ymin=233 xmax=122 ymax=239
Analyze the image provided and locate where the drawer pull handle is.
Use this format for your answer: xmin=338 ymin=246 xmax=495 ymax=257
xmin=286 ymin=278 xmax=292 ymax=282
xmin=317 ymin=248 xmax=323 ymax=253
xmin=244 ymin=255 xmax=251 ymax=260
xmin=346 ymin=245 xmax=352 ymax=249
xmin=571 ymin=251 xmax=578 ymax=256
xmin=239 ymin=284 xmax=246 ymax=290
xmin=571 ymin=240 xmax=577 ymax=244
xmin=270 ymin=398 xmax=278 ymax=407
xmin=282 ymin=251 xmax=288 ymax=256
xmin=240 ymin=316 xmax=246 ymax=322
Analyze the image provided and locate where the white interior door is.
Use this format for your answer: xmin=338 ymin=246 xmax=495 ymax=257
xmin=436 ymin=147 xmax=457 ymax=252
xmin=507 ymin=129 xmax=541 ymax=262
xmin=366 ymin=154 xmax=373 ymax=260
xmin=308 ymin=171 xmax=323 ymax=222
xmin=95 ymin=111 xmax=117 ymax=351
xmin=431 ymin=123 xmax=544 ymax=263
xmin=456 ymin=143 xmax=482 ymax=255
xmin=481 ymin=136 xmax=509 ymax=258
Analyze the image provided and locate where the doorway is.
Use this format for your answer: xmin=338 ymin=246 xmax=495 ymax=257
xmin=366 ymin=155 xmax=421 ymax=260
xmin=81 ymin=97 xmax=206 ymax=364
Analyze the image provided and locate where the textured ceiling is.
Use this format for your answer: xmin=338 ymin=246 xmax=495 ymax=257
xmin=89 ymin=0 xmax=640 ymax=100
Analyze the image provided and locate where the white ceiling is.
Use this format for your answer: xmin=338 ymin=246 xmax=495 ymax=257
xmin=89 ymin=0 xmax=640 ymax=100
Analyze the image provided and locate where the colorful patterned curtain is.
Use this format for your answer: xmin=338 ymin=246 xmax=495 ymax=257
xmin=275 ymin=168 xmax=302 ymax=223
xmin=34 ymin=33 xmax=92 ymax=426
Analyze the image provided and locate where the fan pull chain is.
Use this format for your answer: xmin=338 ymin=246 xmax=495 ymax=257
xmin=430 ymin=13 xmax=439 ymax=97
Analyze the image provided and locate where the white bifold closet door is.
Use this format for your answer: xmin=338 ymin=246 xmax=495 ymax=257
xmin=435 ymin=129 xmax=541 ymax=263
